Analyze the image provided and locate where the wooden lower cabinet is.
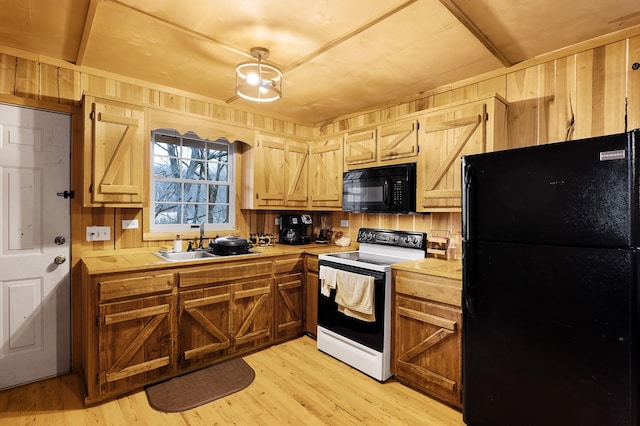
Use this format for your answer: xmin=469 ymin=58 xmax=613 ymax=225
xmin=232 ymin=278 xmax=274 ymax=353
xmin=392 ymin=269 xmax=463 ymax=409
xmin=304 ymin=254 xmax=319 ymax=336
xmin=179 ymin=284 xmax=233 ymax=369
xmin=98 ymin=292 xmax=176 ymax=397
xmin=82 ymin=255 xmax=307 ymax=405
xmin=274 ymin=255 xmax=304 ymax=343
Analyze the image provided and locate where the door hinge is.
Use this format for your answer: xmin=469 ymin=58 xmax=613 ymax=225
xmin=89 ymin=184 xmax=93 ymax=193
xmin=96 ymin=315 xmax=100 ymax=326
xmin=56 ymin=190 xmax=75 ymax=199
xmin=90 ymin=111 xmax=95 ymax=120
xmin=485 ymin=112 xmax=489 ymax=121
xmin=96 ymin=374 xmax=100 ymax=385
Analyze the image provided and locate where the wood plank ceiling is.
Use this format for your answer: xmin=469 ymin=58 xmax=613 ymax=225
xmin=0 ymin=0 xmax=639 ymax=124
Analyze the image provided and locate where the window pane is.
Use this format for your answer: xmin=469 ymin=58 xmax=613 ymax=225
xmin=154 ymin=134 xmax=181 ymax=156
xmin=182 ymin=140 xmax=205 ymax=161
xmin=209 ymin=185 xmax=229 ymax=203
xmin=184 ymin=204 xmax=207 ymax=223
xmin=182 ymin=160 xmax=207 ymax=180
xmin=183 ymin=183 xmax=208 ymax=202
xmin=207 ymin=143 xmax=228 ymax=162
xmin=155 ymin=203 xmax=181 ymax=225
xmin=154 ymin=156 xmax=180 ymax=179
xmin=207 ymin=162 xmax=228 ymax=182
xmin=155 ymin=181 xmax=182 ymax=202
xmin=209 ymin=205 xmax=229 ymax=224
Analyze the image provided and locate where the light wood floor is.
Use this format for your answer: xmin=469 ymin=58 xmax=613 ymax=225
xmin=0 ymin=336 xmax=464 ymax=425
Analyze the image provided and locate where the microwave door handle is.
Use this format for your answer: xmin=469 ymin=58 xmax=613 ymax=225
xmin=383 ymin=179 xmax=391 ymax=207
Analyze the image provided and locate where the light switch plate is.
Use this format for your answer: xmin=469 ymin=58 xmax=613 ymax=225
xmin=340 ymin=220 xmax=349 ymax=227
xmin=122 ymin=219 xmax=139 ymax=229
xmin=86 ymin=226 xmax=111 ymax=241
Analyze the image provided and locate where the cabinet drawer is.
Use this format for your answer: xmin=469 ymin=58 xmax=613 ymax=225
xmin=179 ymin=261 xmax=273 ymax=288
xmin=306 ymin=256 xmax=318 ymax=272
xmin=395 ymin=271 xmax=461 ymax=307
xmin=274 ymin=256 xmax=303 ymax=275
xmin=99 ymin=273 xmax=174 ymax=301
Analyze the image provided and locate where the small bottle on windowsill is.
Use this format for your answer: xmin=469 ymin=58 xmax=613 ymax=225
xmin=173 ymin=235 xmax=182 ymax=253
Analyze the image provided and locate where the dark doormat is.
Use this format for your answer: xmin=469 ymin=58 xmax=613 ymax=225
xmin=145 ymin=357 xmax=255 ymax=413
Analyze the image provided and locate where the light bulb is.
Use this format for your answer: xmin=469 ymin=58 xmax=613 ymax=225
xmin=259 ymin=85 xmax=269 ymax=94
xmin=246 ymin=73 xmax=259 ymax=85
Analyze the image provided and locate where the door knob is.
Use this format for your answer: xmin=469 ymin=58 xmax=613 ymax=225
xmin=54 ymin=255 xmax=66 ymax=265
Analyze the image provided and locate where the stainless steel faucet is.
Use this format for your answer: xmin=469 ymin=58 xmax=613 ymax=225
xmin=190 ymin=223 xmax=205 ymax=249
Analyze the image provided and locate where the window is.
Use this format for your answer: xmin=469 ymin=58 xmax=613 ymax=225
xmin=150 ymin=129 xmax=235 ymax=232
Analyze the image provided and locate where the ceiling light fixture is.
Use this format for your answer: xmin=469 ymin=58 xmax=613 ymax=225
xmin=235 ymin=47 xmax=282 ymax=103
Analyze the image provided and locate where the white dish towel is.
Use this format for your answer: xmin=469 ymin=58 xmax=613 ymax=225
xmin=335 ymin=270 xmax=375 ymax=322
xmin=319 ymin=265 xmax=338 ymax=297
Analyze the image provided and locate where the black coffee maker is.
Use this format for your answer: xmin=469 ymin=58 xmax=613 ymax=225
xmin=279 ymin=214 xmax=312 ymax=245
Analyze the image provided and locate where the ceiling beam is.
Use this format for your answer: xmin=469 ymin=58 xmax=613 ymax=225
xmin=438 ymin=0 xmax=513 ymax=67
xmin=76 ymin=0 xmax=102 ymax=66
xmin=282 ymin=0 xmax=420 ymax=73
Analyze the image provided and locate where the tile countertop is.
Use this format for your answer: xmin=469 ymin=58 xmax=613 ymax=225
xmin=392 ymin=257 xmax=462 ymax=281
xmin=81 ymin=243 xmax=358 ymax=275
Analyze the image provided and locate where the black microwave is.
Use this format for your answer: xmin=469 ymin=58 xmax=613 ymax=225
xmin=342 ymin=163 xmax=417 ymax=213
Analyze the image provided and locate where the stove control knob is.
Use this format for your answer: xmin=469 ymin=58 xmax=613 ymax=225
xmin=367 ymin=232 xmax=375 ymax=241
xmin=412 ymin=237 xmax=419 ymax=246
xmin=403 ymin=236 xmax=411 ymax=245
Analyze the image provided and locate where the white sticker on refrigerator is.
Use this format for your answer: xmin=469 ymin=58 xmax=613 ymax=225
xmin=600 ymin=150 xmax=626 ymax=161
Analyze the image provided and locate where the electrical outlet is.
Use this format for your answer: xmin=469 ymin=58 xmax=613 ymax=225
xmin=122 ymin=219 xmax=139 ymax=229
xmin=340 ymin=220 xmax=349 ymax=227
xmin=86 ymin=226 xmax=111 ymax=241
xmin=275 ymin=218 xmax=280 ymax=225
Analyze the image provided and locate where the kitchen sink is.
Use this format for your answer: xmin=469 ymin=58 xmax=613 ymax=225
xmin=153 ymin=250 xmax=217 ymax=262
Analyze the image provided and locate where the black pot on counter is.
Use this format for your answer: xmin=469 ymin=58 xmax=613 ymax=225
xmin=210 ymin=235 xmax=250 ymax=256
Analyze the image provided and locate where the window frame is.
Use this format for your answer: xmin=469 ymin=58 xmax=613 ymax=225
xmin=149 ymin=129 xmax=236 ymax=234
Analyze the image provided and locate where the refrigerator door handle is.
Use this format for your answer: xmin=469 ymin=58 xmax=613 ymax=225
xmin=462 ymin=241 xmax=476 ymax=316
xmin=461 ymin=160 xmax=472 ymax=240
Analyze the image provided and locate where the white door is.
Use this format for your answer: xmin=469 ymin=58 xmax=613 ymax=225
xmin=0 ymin=103 xmax=71 ymax=389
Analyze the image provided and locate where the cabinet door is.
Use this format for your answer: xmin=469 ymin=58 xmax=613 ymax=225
xmin=285 ymin=139 xmax=309 ymax=207
xmin=417 ymin=102 xmax=486 ymax=211
xmin=345 ymin=128 xmax=377 ymax=167
xmin=304 ymin=255 xmax=319 ymax=336
xmin=98 ymin=293 xmax=176 ymax=396
xmin=274 ymin=273 xmax=303 ymax=342
xmin=254 ymin=134 xmax=286 ymax=206
xmin=309 ymin=137 xmax=343 ymax=209
xmin=394 ymin=294 xmax=462 ymax=408
xmin=179 ymin=284 xmax=232 ymax=369
xmin=379 ymin=119 xmax=418 ymax=161
xmin=88 ymin=99 xmax=145 ymax=206
xmin=233 ymin=278 xmax=273 ymax=353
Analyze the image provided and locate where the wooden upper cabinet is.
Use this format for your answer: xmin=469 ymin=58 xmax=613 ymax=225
xmin=417 ymin=96 xmax=508 ymax=212
xmin=344 ymin=120 xmax=418 ymax=170
xmin=309 ymin=136 xmax=343 ymax=209
xmin=345 ymin=128 xmax=377 ymax=167
xmin=378 ymin=119 xmax=418 ymax=162
xmin=83 ymin=96 xmax=146 ymax=207
xmin=254 ymin=134 xmax=286 ymax=206
xmin=243 ymin=133 xmax=308 ymax=209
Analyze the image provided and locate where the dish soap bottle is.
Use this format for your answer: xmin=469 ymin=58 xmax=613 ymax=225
xmin=173 ymin=234 xmax=182 ymax=252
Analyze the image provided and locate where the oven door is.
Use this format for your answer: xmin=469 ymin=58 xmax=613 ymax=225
xmin=317 ymin=260 xmax=387 ymax=352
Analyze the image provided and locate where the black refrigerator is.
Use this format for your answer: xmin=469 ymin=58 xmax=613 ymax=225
xmin=461 ymin=130 xmax=639 ymax=426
